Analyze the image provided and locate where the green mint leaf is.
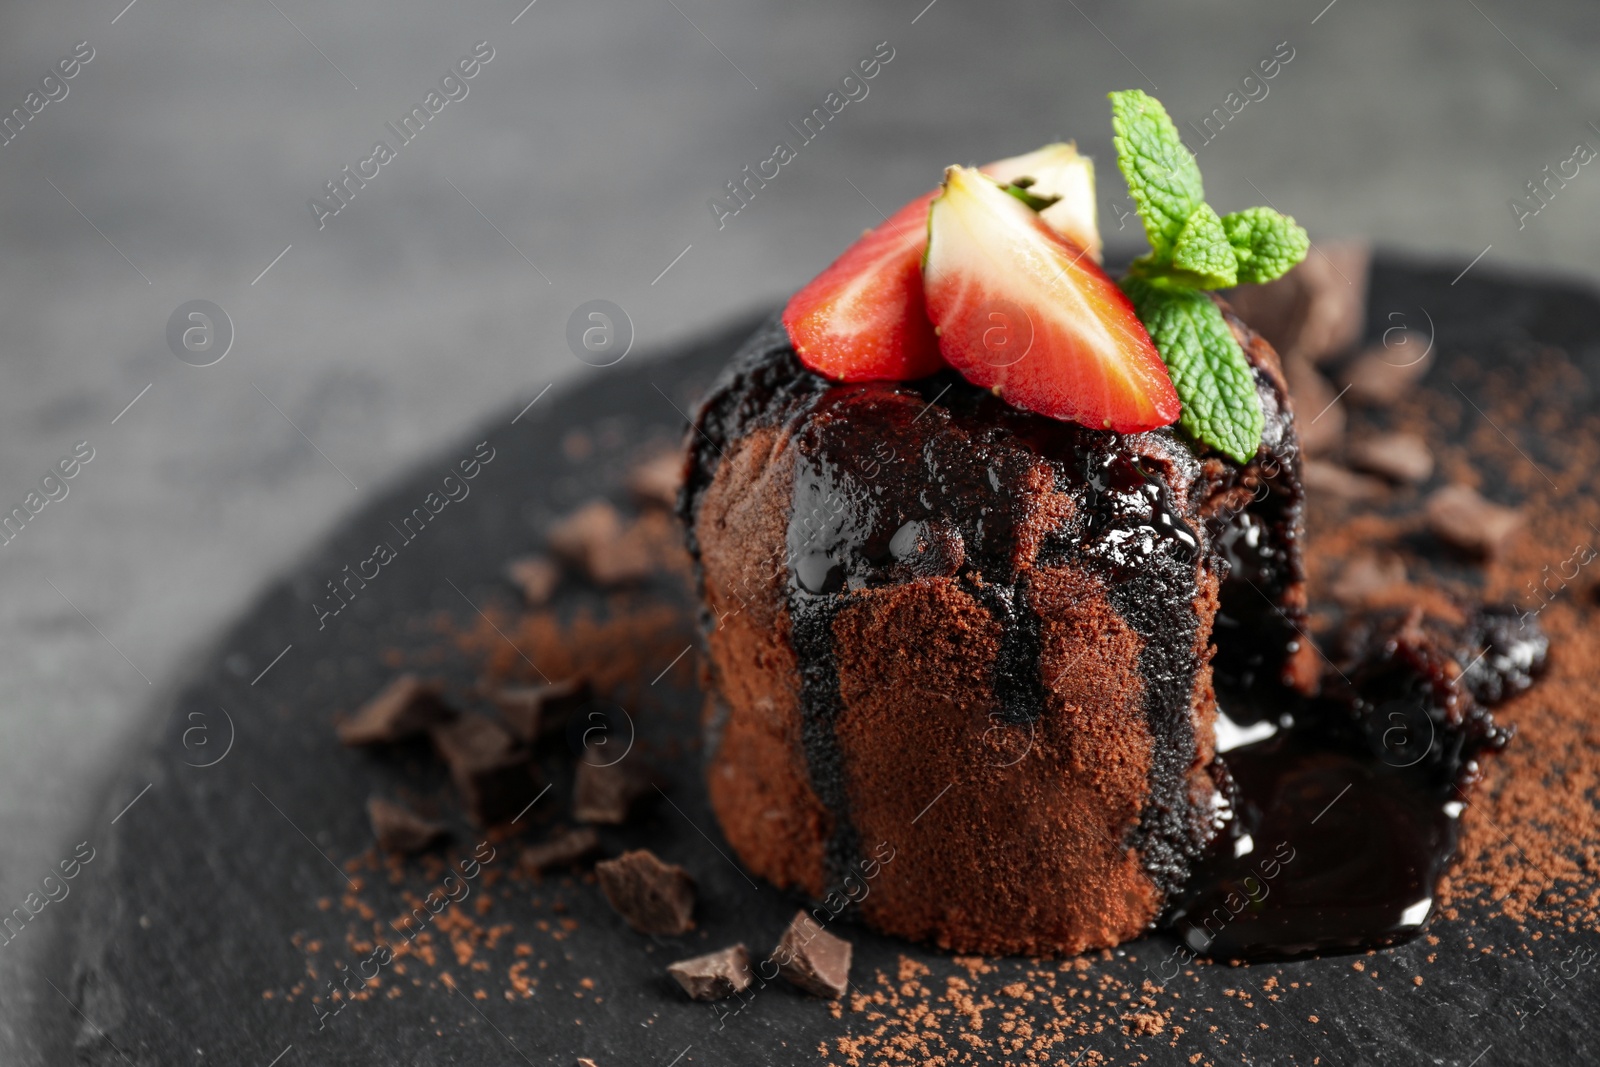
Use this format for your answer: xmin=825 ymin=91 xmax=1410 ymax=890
xmin=1108 ymin=89 xmax=1205 ymax=264
xmin=1170 ymin=203 xmax=1238 ymax=288
xmin=1222 ymin=206 xmax=1311 ymax=284
xmin=1121 ymin=277 xmax=1264 ymax=462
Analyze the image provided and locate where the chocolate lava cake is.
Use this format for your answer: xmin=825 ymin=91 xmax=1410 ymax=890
xmin=678 ymin=304 xmax=1310 ymax=955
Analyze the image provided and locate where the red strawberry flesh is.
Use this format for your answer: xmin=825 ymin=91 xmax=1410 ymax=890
xmin=923 ymin=166 xmax=1179 ymax=433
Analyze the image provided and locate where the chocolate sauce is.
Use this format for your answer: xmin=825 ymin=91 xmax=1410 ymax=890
xmin=1167 ymin=606 xmax=1547 ymax=961
xmin=1167 ymin=731 xmax=1462 ymax=961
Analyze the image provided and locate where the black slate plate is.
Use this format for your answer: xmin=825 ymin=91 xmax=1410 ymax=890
xmin=33 ymin=260 xmax=1600 ymax=1066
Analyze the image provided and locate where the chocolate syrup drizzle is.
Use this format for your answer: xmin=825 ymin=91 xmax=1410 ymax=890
xmin=681 ymin=314 xmax=1547 ymax=961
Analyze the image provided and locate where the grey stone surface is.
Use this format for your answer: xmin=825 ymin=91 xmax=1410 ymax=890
xmin=0 ymin=0 xmax=1596 ymax=1058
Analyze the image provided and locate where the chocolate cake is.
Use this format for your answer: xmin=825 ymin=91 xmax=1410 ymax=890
xmin=672 ymin=92 xmax=1539 ymax=959
xmin=678 ymin=304 xmax=1309 ymax=955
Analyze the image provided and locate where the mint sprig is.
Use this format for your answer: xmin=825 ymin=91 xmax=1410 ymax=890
xmin=1122 ymin=278 xmax=1264 ymax=464
xmin=1108 ymin=89 xmax=1309 ymax=462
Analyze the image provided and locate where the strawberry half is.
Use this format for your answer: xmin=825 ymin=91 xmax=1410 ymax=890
xmin=782 ymin=191 xmax=943 ymax=381
xmin=783 ymin=147 xmax=1104 ymax=382
xmin=924 ymin=166 xmax=1179 ymax=433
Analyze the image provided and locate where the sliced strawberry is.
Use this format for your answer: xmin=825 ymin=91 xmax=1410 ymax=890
xmin=924 ymin=166 xmax=1178 ymax=433
xmin=783 ymin=191 xmax=943 ymax=381
xmin=783 ymin=148 xmax=1103 ymax=382
xmin=983 ymin=143 xmax=1102 ymax=262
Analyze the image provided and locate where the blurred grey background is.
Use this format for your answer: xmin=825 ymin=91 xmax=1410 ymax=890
xmin=1 ymin=0 xmax=1596 ymax=1056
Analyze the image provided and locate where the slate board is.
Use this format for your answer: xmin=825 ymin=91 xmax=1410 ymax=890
xmin=31 ymin=260 xmax=1600 ymax=1066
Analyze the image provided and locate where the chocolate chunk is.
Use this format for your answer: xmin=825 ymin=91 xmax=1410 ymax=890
xmin=548 ymin=500 xmax=623 ymax=562
xmin=1426 ymin=485 xmax=1522 ymax=558
xmin=573 ymin=759 xmax=653 ymax=824
xmin=595 ymin=850 xmax=695 ymax=935
xmin=521 ymin=827 xmax=600 ymax=875
xmin=1303 ymin=459 xmax=1386 ymax=500
xmin=1341 ymin=332 xmax=1432 ymax=404
xmin=667 ymin=944 xmax=753 ymax=1001
xmin=428 ymin=714 xmax=539 ymax=825
xmin=1348 ymin=431 xmax=1433 ymax=483
xmin=772 ymin=910 xmax=852 ymax=999
xmin=1284 ymin=355 xmax=1343 ymax=455
xmin=628 ymin=451 xmax=685 ymax=510
xmin=490 ymin=678 xmax=591 ymax=743
xmin=366 ymin=796 xmax=447 ymax=855
xmin=547 ymin=501 xmax=655 ymax=586
xmin=1330 ymin=553 xmax=1408 ymax=608
xmin=506 ymin=555 xmax=561 ymax=605
xmin=1224 ymin=240 xmax=1369 ymax=365
xmin=338 ymin=675 xmax=456 ymax=746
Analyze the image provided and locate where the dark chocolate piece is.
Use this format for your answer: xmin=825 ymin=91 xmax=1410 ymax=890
xmin=1348 ymin=431 xmax=1433 ymax=483
xmin=1222 ymin=240 xmax=1369 ymax=365
xmin=666 ymin=944 xmax=753 ymax=1001
xmin=337 ymin=675 xmax=455 ymax=746
xmin=772 ymin=911 xmax=851 ymax=999
xmin=1342 ymin=334 xmax=1432 ymax=404
xmin=490 ymin=678 xmax=591 ymax=743
xmin=594 ymin=850 xmax=695 ymax=935
xmin=628 ymin=451 xmax=684 ymax=510
xmin=1283 ymin=354 xmax=1343 ymax=455
xmin=1303 ymin=459 xmax=1386 ymax=500
xmin=506 ymin=555 xmax=560 ymax=605
xmin=1330 ymin=553 xmax=1408 ymax=608
xmin=1426 ymin=485 xmax=1522 ymax=558
xmin=521 ymin=827 xmax=600 ymax=875
xmin=428 ymin=714 xmax=538 ymax=826
xmin=548 ymin=501 xmax=654 ymax=586
xmin=366 ymin=796 xmax=446 ymax=855
xmin=573 ymin=759 xmax=653 ymax=825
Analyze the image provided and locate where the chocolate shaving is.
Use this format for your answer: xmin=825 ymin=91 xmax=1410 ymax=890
xmin=490 ymin=678 xmax=591 ymax=744
xmin=573 ymin=759 xmax=654 ymax=824
xmin=1426 ymin=485 xmax=1523 ymax=558
xmin=366 ymin=796 xmax=447 ymax=855
xmin=667 ymin=944 xmax=754 ymax=1001
xmin=521 ymin=827 xmax=600 ymax=875
xmin=772 ymin=910 xmax=852 ymax=999
xmin=337 ymin=675 xmax=455 ymax=746
xmin=595 ymin=849 xmax=695 ymax=935
xmin=505 ymin=555 xmax=561 ymax=605
xmin=428 ymin=714 xmax=539 ymax=825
